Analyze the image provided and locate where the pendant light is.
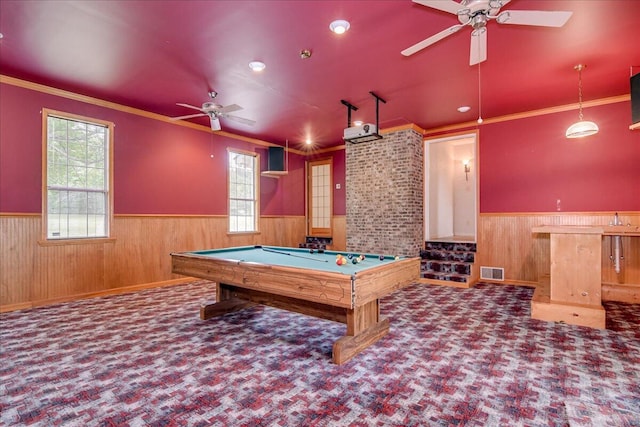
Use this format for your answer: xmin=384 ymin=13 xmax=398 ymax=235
xmin=566 ymin=64 xmax=599 ymax=138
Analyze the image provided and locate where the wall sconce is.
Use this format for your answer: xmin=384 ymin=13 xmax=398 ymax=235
xmin=463 ymin=160 xmax=471 ymax=181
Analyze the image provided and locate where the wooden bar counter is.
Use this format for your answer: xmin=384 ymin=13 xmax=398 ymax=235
xmin=532 ymin=226 xmax=606 ymax=329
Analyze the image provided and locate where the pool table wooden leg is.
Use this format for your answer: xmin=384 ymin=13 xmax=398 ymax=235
xmin=200 ymin=282 xmax=257 ymax=320
xmin=332 ymin=299 xmax=390 ymax=365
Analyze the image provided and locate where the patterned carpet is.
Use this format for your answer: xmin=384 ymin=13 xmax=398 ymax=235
xmin=1 ymin=281 xmax=639 ymax=426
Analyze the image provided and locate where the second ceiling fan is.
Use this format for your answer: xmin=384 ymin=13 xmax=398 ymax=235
xmin=171 ymin=91 xmax=255 ymax=131
xmin=401 ymin=0 xmax=573 ymax=66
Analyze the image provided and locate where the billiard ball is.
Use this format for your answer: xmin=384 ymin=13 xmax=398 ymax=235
xmin=394 ymin=256 xmax=400 ymax=260
xmin=309 ymin=249 xmax=315 ymax=254
xmin=379 ymin=255 xmax=385 ymax=261
xmin=318 ymin=249 xmax=325 ymax=253
xmin=347 ymin=253 xmax=353 ymax=259
xmin=359 ymin=254 xmax=365 ymax=261
xmin=340 ymin=257 xmax=348 ymax=265
xmin=352 ymin=257 xmax=358 ymax=264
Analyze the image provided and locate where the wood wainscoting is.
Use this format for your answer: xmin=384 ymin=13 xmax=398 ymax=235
xmin=331 ymin=215 xmax=346 ymax=251
xmin=0 ymin=214 xmax=306 ymax=311
xmin=477 ymin=212 xmax=640 ymax=303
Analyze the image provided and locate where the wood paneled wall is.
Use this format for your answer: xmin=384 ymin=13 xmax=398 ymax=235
xmin=4 ymin=211 xmax=635 ymax=311
xmin=0 ymin=214 xmax=306 ymax=311
xmin=477 ymin=212 xmax=640 ymax=290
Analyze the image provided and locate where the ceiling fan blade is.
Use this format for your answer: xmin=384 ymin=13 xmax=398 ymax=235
xmin=217 ymin=104 xmax=243 ymax=114
xmin=401 ymin=24 xmax=465 ymax=56
xmin=170 ymin=113 xmax=206 ymax=120
xmin=225 ymin=115 xmax=256 ymax=126
xmin=496 ymin=10 xmax=573 ymax=27
xmin=176 ymin=102 xmax=204 ymax=112
xmin=470 ymin=28 xmax=487 ymax=66
xmin=413 ymin=0 xmax=464 ymax=15
xmin=210 ymin=116 xmax=221 ymax=131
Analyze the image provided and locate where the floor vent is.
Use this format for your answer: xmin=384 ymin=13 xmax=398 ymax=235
xmin=480 ymin=266 xmax=505 ymax=281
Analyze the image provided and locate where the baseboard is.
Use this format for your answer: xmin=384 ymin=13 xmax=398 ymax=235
xmin=0 ymin=277 xmax=193 ymax=313
xmin=418 ymin=277 xmax=473 ymax=289
xmin=602 ymin=282 xmax=640 ymax=304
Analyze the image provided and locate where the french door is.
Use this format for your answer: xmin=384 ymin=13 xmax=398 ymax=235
xmin=307 ymin=159 xmax=332 ymax=236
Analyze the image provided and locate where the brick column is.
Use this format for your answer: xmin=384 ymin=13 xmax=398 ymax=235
xmin=345 ymin=128 xmax=424 ymax=257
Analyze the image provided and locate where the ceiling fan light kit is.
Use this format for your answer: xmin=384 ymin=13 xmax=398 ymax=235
xmin=566 ymin=64 xmax=599 ymax=139
xmin=402 ymin=0 xmax=572 ymax=66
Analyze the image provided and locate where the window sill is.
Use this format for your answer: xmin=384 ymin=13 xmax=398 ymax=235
xmin=38 ymin=237 xmax=116 ymax=246
xmin=226 ymin=231 xmax=261 ymax=236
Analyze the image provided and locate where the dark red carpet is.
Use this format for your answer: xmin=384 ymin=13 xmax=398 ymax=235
xmin=1 ymin=281 xmax=638 ymax=426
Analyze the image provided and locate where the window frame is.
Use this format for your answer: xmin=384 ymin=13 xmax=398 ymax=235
xmin=227 ymin=148 xmax=260 ymax=234
xmin=40 ymin=108 xmax=115 ymax=245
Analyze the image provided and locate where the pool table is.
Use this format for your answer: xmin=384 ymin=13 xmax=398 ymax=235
xmin=171 ymin=245 xmax=420 ymax=364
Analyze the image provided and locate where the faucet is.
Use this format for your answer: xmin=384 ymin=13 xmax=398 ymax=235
xmin=611 ymin=212 xmax=622 ymax=226
xmin=610 ymin=212 xmax=624 ymax=273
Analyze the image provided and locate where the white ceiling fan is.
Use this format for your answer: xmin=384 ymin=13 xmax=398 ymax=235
xmin=401 ymin=0 xmax=573 ymax=66
xmin=171 ymin=91 xmax=255 ymax=131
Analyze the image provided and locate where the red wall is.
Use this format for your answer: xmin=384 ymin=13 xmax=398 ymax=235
xmin=480 ymin=101 xmax=639 ymax=212
xmin=0 ymin=82 xmax=306 ymax=215
xmin=2 ymin=81 xmax=638 ymax=217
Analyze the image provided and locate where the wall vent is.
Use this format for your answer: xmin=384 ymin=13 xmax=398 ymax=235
xmin=480 ymin=266 xmax=505 ymax=281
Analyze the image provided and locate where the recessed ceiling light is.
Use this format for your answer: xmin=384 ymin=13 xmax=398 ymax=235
xmin=249 ymin=61 xmax=266 ymax=72
xmin=329 ymin=19 xmax=350 ymax=34
xmin=457 ymin=106 xmax=471 ymax=113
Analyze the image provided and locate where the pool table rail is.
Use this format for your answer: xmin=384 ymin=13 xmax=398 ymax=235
xmin=171 ymin=252 xmax=353 ymax=308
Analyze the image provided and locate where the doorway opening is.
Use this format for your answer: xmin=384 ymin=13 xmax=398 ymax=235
xmin=424 ymin=132 xmax=477 ymax=243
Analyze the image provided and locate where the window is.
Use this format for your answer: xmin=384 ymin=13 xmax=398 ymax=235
xmin=43 ymin=109 xmax=113 ymax=241
xmin=228 ymin=149 xmax=259 ymax=233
